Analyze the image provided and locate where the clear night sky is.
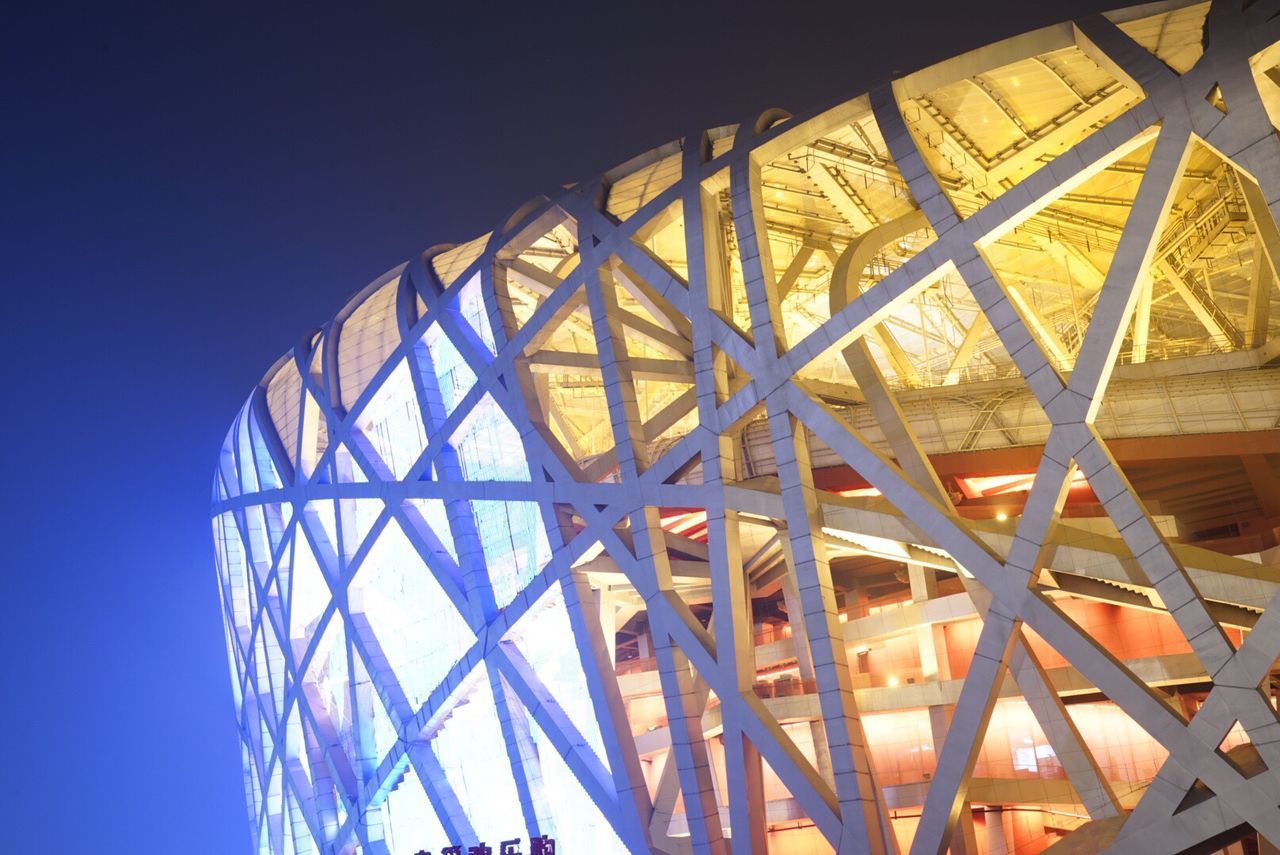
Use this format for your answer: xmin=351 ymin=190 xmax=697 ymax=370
xmin=4 ymin=1 xmax=1116 ymax=851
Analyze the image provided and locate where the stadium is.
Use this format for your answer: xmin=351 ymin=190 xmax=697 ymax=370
xmin=211 ymin=2 xmax=1280 ymax=851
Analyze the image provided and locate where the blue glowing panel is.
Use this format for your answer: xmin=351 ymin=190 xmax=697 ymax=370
xmin=526 ymin=716 xmax=629 ymax=854
xmin=356 ymin=359 xmax=428 ymax=479
xmin=430 ymin=664 xmax=525 ymax=843
xmin=457 ymin=272 xmax=497 ymax=356
xmin=349 ymin=518 xmax=474 ymax=712
xmin=471 ymin=500 xmax=551 ymax=609
xmin=509 ymin=582 xmax=609 ymax=768
xmin=382 ymin=763 xmax=449 ymax=853
xmin=450 ymin=393 xmax=529 ymax=482
xmin=212 ymin=256 xmax=650 ymax=854
xmin=421 ymin=322 xmax=477 ymax=419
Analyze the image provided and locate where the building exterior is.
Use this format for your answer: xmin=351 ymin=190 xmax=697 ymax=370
xmin=211 ymin=2 xmax=1280 ymax=852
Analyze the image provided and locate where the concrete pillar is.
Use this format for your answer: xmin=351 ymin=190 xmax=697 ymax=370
xmin=908 ymin=563 xmax=938 ymax=601
xmin=595 ymin=587 xmax=617 ymax=666
xmin=983 ymin=807 xmax=1009 ymax=855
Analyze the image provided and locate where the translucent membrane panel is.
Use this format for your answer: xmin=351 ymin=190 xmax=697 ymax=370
xmin=302 ymin=615 xmax=357 ymax=774
xmin=243 ymin=740 xmax=264 ymax=818
xmin=308 ymin=331 xmax=324 ymax=383
xmin=337 ymin=496 xmax=382 ymax=562
xmin=355 ymin=359 xmax=426 ymax=480
xmin=710 ymin=126 xmax=736 ymax=158
xmin=286 ymin=792 xmax=316 ymax=855
xmin=508 ymin=582 xmax=609 ymax=768
xmin=289 ymin=531 xmax=330 ymax=652
xmin=421 ymin=322 xmax=477 ymax=420
xmin=256 ymin=820 xmax=270 ymax=855
xmin=283 ymin=705 xmax=311 ymax=788
xmin=220 ymin=428 xmax=241 ymax=500
xmin=351 ymin=647 xmax=400 ymax=765
xmin=266 ymin=363 xmax=304 ymax=471
xmin=265 ymin=759 xmax=284 ymax=833
xmin=264 ymin=502 xmax=291 ymax=554
xmin=222 ymin=618 xmax=244 ymax=713
xmin=338 ymin=279 xmax=400 ymax=413
xmin=243 ymin=504 xmax=273 ymax=578
xmin=239 ymin=413 xmax=261 ymax=495
xmin=215 ymin=512 xmax=253 ymax=636
xmin=471 ymin=500 xmax=552 ymax=609
xmin=332 ymin=443 xmax=370 ymax=486
xmin=306 ymin=501 xmax=339 ymax=557
xmin=1109 ymin=1 xmax=1210 ymax=74
xmin=430 ymin=664 xmax=524 ymax=843
xmin=450 ymin=394 xmax=529 ymax=481
xmin=526 ymin=715 xmax=629 ymax=854
xmin=901 ymin=45 xmax=1140 ymax=215
xmin=250 ymin=415 xmax=284 ymax=491
xmin=255 ymin=616 xmax=288 ymax=721
xmin=607 ymin=149 xmax=682 ymax=221
xmin=405 ymin=498 xmax=458 ymax=564
xmin=432 ymin=232 xmax=492 ymax=288
xmin=382 ymin=762 xmax=450 ymax=854
xmin=349 ymin=519 xmax=474 ymax=712
xmin=458 ymin=272 xmax=497 ymax=356
xmin=299 ymin=391 xmax=328 ymax=480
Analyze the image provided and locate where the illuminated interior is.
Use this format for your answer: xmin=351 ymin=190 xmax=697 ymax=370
xmin=213 ymin=1 xmax=1280 ymax=852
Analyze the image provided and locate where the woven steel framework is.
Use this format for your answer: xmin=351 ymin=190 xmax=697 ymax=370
xmin=214 ymin=2 xmax=1280 ymax=852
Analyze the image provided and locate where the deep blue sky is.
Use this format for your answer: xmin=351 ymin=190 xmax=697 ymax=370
xmin=2 ymin=1 xmax=1114 ymax=851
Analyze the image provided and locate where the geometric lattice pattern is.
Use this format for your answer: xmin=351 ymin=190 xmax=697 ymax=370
xmin=214 ymin=2 xmax=1280 ymax=852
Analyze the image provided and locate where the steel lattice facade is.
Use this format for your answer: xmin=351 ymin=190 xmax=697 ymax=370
xmin=213 ymin=2 xmax=1280 ymax=852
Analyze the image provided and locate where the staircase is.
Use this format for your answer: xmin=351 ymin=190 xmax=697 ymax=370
xmin=1154 ymin=172 xmax=1249 ymax=349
